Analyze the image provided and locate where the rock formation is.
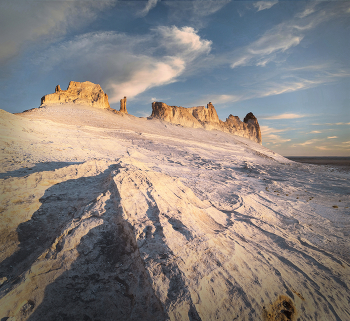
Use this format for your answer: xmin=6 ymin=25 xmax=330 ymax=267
xmin=243 ymin=112 xmax=262 ymax=143
xmin=151 ymin=102 xmax=262 ymax=144
xmin=41 ymin=81 xmax=110 ymax=109
xmin=120 ymin=96 xmax=127 ymax=113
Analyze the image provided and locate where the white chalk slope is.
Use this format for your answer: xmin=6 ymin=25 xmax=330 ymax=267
xmin=0 ymin=104 xmax=349 ymax=321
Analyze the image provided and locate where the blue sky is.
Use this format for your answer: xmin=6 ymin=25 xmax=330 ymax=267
xmin=1 ymin=0 xmax=349 ymax=156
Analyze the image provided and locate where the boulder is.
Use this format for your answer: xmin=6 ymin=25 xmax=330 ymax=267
xmin=41 ymin=81 xmax=110 ymax=109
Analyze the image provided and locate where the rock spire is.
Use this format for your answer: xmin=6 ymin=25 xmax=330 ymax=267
xmin=120 ymin=96 xmax=127 ymax=113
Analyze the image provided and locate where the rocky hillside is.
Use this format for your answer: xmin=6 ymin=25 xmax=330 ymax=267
xmin=0 ymin=104 xmax=349 ymax=321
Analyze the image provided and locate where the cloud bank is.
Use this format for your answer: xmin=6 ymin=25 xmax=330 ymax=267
xmin=37 ymin=26 xmax=212 ymax=103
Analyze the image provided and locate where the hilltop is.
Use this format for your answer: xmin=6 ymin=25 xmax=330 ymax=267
xmin=0 ymin=86 xmax=349 ymax=321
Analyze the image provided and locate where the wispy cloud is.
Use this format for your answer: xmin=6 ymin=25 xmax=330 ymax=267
xmin=296 ymin=2 xmax=319 ymax=19
xmin=262 ymin=113 xmax=308 ymax=120
xmin=37 ymin=26 xmax=212 ymax=103
xmin=230 ymin=2 xmax=349 ymax=69
xmin=326 ymin=122 xmax=350 ymax=126
xmin=313 ymin=122 xmax=350 ymax=126
xmin=230 ymin=32 xmax=302 ymax=68
xmin=315 ymin=146 xmax=333 ymax=151
xmin=138 ymin=0 xmax=159 ymax=17
xmin=201 ymin=64 xmax=350 ymax=106
xmin=310 ymin=130 xmax=322 ymax=134
xmin=196 ymin=94 xmax=243 ymax=106
xmin=0 ymin=1 xmax=112 ymax=65
xmin=328 ymin=136 xmax=338 ymax=139
xmin=253 ymin=1 xmax=278 ymax=12
xmin=165 ymin=0 xmax=231 ymax=27
xmin=260 ymin=125 xmax=292 ymax=144
xmin=293 ymin=138 xmax=322 ymax=147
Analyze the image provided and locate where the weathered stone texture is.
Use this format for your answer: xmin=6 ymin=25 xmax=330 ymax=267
xmin=151 ymin=102 xmax=262 ymax=144
xmin=120 ymin=96 xmax=127 ymax=113
xmin=41 ymin=81 xmax=110 ymax=109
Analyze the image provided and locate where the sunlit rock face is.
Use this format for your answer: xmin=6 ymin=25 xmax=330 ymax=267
xmin=244 ymin=112 xmax=262 ymax=144
xmin=40 ymin=81 xmax=110 ymax=109
xmin=151 ymin=102 xmax=262 ymax=144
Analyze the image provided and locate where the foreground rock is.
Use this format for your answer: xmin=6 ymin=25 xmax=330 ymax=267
xmin=0 ymin=107 xmax=349 ymax=321
xmin=150 ymin=102 xmax=262 ymax=144
xmin=41 ymin=81 xmax=110 ymax=109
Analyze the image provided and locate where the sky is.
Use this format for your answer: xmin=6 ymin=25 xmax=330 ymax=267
xmin=0 ymin=0 xmax=349 ymax=156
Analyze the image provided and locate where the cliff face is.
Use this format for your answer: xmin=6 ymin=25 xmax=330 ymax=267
xmin=41 ymin=81 xmax=110 ymax=109
xmin=151 ymin=102 xmax=262 ymax=144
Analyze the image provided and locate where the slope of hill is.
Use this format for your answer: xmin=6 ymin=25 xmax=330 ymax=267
xmin=0 ymin=104 xmax=349 ymax=321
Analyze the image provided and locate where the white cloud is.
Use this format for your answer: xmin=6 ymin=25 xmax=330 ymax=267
xmin=108 ymin=58 xmax=185 ymax=102
xmin=230 ymin=29 xmax=303 ymax=68
xmin=296 ymin=3 xmax=318 ymax=19
xmin=253 ymin=1 xmax=278 ymax=12
xmin=166 ymin=0 xmax=230 ymax=18
xmin=315 ymin=146 xmax=333 ymax=151
xmin=37 ymin=26 xmax=212 ymax=103
xmin=310 ymin=130 xmax=321 ymax=134
xmin=262 ymin=113 xmax=307 ymax=120
xmin=248 ymin=34 xmax=302 ymax=56
xmin=287 ymin=63 xmax=330 ymax=71
xmin=294 ymin=138 xmax=322 ymax=147
xmin=260 ymin=125 xmax=291 ymax=144
xmin=138 ymin=0 xmax=159 ymax=17
xmin=328 ymin=136 xmax=338 ymax=139
xmin=230 ymin=2 xmax=343 ymax=69
xmin=198 ymin=94 xmax=243 ymax=105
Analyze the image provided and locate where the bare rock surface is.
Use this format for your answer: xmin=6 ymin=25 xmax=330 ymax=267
xmin=120 ymin=96 xmax=128 ymax=114
xmin=41 ymin=81 xmax=110 ymax=109
xmin=150 ymin=102 xmax=262 ymax=144
xmin=0 ymin=105 xmax=349 ymax=320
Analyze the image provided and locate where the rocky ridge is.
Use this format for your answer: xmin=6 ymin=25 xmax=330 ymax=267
xmin=39 ymin=81 xmax=261 ymax=143
xmin=151 ymin=102 xmax=262 ymax=144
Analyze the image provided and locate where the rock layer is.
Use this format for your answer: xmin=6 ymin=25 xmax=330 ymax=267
xmin=41 ymin=81 xmax=110 ymax=109
xmin=151 ymin=102 xmax=262 ymax=144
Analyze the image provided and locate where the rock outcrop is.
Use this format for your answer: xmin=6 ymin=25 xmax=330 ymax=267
xmin=41 ymin=81 xmax=110 ymax=109
xmin=120 ymin=96 xmax=127 ymax=113
xmin=151 ymin=102 xmax=262 ymax=144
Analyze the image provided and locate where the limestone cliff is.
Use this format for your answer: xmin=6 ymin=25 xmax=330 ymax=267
xmin=41 ymin=81 xmax=110 ymax=109
xmin=151 ymin=102 xmax=262 ymax=144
